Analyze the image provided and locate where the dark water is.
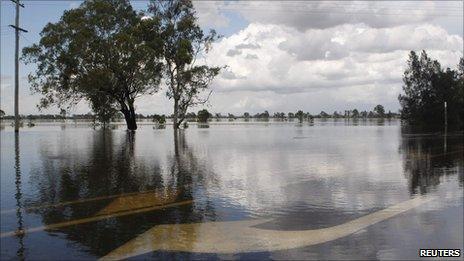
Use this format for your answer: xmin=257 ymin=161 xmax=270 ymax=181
xmin=1 ymin=120 xmax=463 ymax=260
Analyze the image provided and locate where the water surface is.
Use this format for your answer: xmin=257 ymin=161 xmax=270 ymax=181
xmin=1 ymin=120 xmax=462 ymax=259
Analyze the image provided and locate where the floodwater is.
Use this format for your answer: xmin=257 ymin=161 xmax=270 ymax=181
xmin=1 ymin=119 xmax=463 ymax=260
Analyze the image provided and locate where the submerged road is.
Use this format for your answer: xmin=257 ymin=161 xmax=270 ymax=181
xmin=101 ymin=196 xmax=433 ymax=260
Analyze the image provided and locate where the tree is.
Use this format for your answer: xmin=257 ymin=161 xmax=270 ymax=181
xmin=197 ymin=109 xmax=211 ymax=123
xmin=243 ymin=112 xmax=250 ymax=118
xmin=399 ymin=51 xmax=464 ymax=126
xmin=351 ymin=109 xmax=359 ymax=118
xmin=273 ymin=112 xmax=285 ymax=119
xmin=90 ymin=93 xmax=118 ymax=127
xmin=148 ymin=0 xmax=222 ymax=130
xmin=319 ymin=111 xmax=329 ymax=118
xmin=373 ymin=105 xmax=385 ymax=117
xmin=22 ymin=0 xmax=162 ymax=130
xmin=152 ymin=114 xmax=166 ymax=124
xmin=60 ymin=109 xmax=66 ymax=120
xmin=360 ymin=110 xmax=368 ymax=118
xmin=0 ymin=109 xmax=5 ymax=119
xmin=295 ymin=110 xmax=304 ymax=123
xmin=255 ymin=110 xmax=269 ymax=119
xmin=186 ymin=112 xmax=196 ymax=119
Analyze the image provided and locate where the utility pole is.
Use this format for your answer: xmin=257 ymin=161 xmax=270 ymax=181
xmin=9 ymin=0 xmax=27 ymax=132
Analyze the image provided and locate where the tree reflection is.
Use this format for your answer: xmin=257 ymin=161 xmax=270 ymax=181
xmin=22 ymin=129 xmax=215 ymax=258
xmin=399 ymin=127 xmax=464 ymax=195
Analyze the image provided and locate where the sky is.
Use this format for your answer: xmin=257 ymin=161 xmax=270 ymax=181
xmin=0 ymin=1 xmax=463 ymax=116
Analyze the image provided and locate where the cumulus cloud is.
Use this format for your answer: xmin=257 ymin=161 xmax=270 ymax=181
xmin=222 ymin=70 xmax=246 ymax=80
xmin=245 ymin=54 xmax=258 ymax=60
xmin=236 ymin=43 xmax=261 ymax=50
xmin=226 ymin=49 xmax=242 ymax=57
xmin=193 ymin=1 xmax=230 ymax=29
xmin=201 ymin=21 xmax=462 ymax=113
xmin=277 ymin=23 xmax=462 ymax=61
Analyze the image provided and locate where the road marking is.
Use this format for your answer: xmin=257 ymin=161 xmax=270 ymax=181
xmin=0 ymin=187 xmax=189 ymax=215
xmin=96 ymin=191 xmax=180 ymax=216
xmin=101 ymin=196 xmax=433 ymax=260
xmin=0 ymin=200 xmax=193 ymax=238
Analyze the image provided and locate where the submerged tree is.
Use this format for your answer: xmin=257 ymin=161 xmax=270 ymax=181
xmin=295 ymin=110 xmax=304 ymax=123
xmin=373 ymin=105 xmax=385 ymax=117
xmin=399 ymin=51 xmax=464 ymax=126
xmin=147 ymin=0 xmax=222 ymax=130
xmin=197 ymin=109 xmax=211 ymax=123
xmin=89 ymin=93 xmax=119 ymax=128
xmin=60 ymin=109 xmax=67 ymax=120
xmin=22 ymin=0 xmax=162 ymax=130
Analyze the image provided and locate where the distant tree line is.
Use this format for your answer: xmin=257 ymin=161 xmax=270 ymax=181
xmin=1 ymin=105 xmax=398 ymax=124
xmin=399 ymin=50 xmax=463 ymax=127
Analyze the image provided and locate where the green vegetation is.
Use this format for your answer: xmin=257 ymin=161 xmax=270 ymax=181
xmin=147 ymin=0 xmax=222 ymax=130
xmin=254 ymin=111 xmax=270 ymax=119
xmin=22 ymin=0 xmax=163 ymax=130
xmin=243 ymin=112 xmax=251 ymax=121
xmin=197 ymin=109 xmax=211 ymax=123
xmin=22 ymin=0 xmax=221 ymax=131
xmin=399 ymin=51 xmax=463 ymax=126
xmin=373 ymin=105 xmax=385 ymax=118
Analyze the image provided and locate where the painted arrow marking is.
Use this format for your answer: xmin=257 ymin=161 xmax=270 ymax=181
xmin=101 ymin=196 xmax=432 ymax=260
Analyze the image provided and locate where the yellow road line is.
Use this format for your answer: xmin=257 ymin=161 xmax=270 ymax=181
xmin=0 ymin=186 xmax=191 ymax=215
xmin=0 ymin=200 xmax=193 ymax=238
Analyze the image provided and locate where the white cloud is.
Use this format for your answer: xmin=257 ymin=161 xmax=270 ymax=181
xmin=198 ymin=21 xmax=462 ymax=113
xmin=193 ymin=1 xmax=230 ymax=29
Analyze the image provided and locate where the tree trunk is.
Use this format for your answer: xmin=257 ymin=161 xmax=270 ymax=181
xmin=173 ymin=98 xmax=180 ymax=130
xmin=122 ymin=108 xmax=137 ymax=131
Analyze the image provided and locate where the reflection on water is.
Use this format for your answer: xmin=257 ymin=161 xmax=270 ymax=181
xmin=400 ymin=127 xmax=464 ymax=194
xmin=14 ymin=133 xmax=25 ymax=259
xmin=0 ymin=120 xmax=462 ymax=259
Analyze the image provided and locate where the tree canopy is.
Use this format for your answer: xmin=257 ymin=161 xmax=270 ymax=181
xmin=22 ymin=0 xmax=163 ymax=130
xmin=147 ymin=0 xmax=222 ymax=130
xmin=197 ymin=109 xmax=211 ymax=123
xmin=399 ymin=51 xmax=464 ymax=127
xmin=373 ymin=105 xmax=385 ymax=117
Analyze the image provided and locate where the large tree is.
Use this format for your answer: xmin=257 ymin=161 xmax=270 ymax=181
xmin=22 ymin=0 xmax=162 ymax=130
xmin=399 ymin=51 xmax=463 ymax=126
xmin=147 ymin=0 xmax=222 ymax=130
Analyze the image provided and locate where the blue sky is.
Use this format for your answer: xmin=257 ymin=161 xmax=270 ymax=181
xmin=1 ymin=1 xmax=463 ymax=116
xmin=0 ymin=1 xmax=247 ymax=81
